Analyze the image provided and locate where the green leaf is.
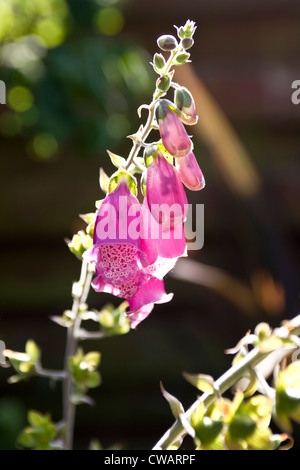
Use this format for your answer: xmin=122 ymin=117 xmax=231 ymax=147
xmin=28 ymin=410 xmax=47 ymax=428
xmin=174 ymin=52 xmax=190 ymax=65
xmin=18 ymin=428 xmax=36 ymax=448
xmin=228 ymin=414 xmax=256 ymax=441
xmin=99 ymin=167 xmax=109 ymax=193
xmin=160 ymin=382 xmax=184 ymax=419
xmin=183 ymin=372 xmax=215 ymax=394
xmin=194 ymin=417 xmax=223 ymax=447
xmin=84 ymin=351 xmax=101 ymax=368
xmin=25 ymin=340 xmax=40 ymax=362
xmin=86 ymin=371 xmax=101 ymax=389
xmin=107 ymin=150 xmax=126 ymax=168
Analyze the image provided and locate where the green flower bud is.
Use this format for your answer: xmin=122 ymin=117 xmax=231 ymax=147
xmin=157 ymin=34 xmax=178 ymax=51
xmin=254 ymin=322 xmax=272 ymax=342
xmin=174 ymin=52 xmax=190 ymax=65
xmin=177 ymin=26 xmax=186 ymax=40
xmin=156 ymin=75 xmax=171 ymax=92
xmin=181 ymin=37 xmax=194 ymax=50
xmin=153 ymin=53 xmax=166 ymax=70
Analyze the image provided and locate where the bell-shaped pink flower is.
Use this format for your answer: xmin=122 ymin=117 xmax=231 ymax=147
xmin=156 ymin=99 xmax=192 ymax=158
xmin=83 ymin=180 xmax=148 ymax=299
xmin=175 ymin=151 xmax=205 ymax=191
xmin=146 ymin=148 xmax=188 ymax=228
xmin=83 ymin=179 xmax=180 ymax=328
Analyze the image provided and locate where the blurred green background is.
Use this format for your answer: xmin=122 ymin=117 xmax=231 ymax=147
xmin=1 ymin=0 xmax=300 ymax=450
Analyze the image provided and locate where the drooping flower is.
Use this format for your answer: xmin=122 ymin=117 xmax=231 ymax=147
xmin=83 ymin=180 xmax=148 ymax=298
xmin=156 ymin=99 xmax=192 ymax=158
xmin=175 ymin=151 xmax=205 ymax=191
xmin=145 ymin=145 xmax=188 ymax=227
xmin=141 ymin=196 xmax=186 ymax=261
xmin=83 ymin=178 xmax=184 ymax=328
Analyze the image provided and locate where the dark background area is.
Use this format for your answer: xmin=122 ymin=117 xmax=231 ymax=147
xmin=0 ymin=0 xmax=300 ymax=450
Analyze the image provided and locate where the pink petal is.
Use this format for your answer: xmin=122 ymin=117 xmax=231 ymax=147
xmin=156 ymin=100 xmax=192 ymax=158
xmin=92 ymin=258 xmax=149 ymax=299
xmin=126 ymin=277 xmax=173 ymax=312
xmin=141 ymin=197 xmax=186 ymax=260
xmin=93 ymin=181 xmax=144 ymax=254
xmin=175 ymin=152 xmax=205 ymax=191
xmin=146 ymin=151 xmax=188 ymax=227
xmin=126 ymin=303 xmax=154 ymax=329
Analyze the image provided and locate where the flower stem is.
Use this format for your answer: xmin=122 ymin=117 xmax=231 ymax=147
xmin=63 ymin=260 xmax=94 ymax=450
xmin=124 ymin=46 xmax=180 ymax=171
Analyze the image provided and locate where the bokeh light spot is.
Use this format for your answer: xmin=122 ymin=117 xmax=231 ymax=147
xmin=30 ymin=132 xmax=58 ymax=160
xmin=95 ymin=7 xmax=124 ymax=36
xmin=7 ymin=86 xmax=34 ymax=113
xmin=0 ymin=112 xmax=21 ymax=137
xmin=34 ymin=18 xmax=66 ymax=48
xmin=106 ymin=113 xmax=130 ymax=139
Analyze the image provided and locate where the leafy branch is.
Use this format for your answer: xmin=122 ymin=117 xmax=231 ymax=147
xmin=153 ymin=314 xmax=300 ymax=450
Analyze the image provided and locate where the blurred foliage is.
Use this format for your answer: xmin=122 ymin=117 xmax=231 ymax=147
xmin=0 ymin=0 xmax=152 ymax=160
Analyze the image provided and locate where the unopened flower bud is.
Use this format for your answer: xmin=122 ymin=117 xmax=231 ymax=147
xmin=175 ymin=152 xmax=205 ymax=191
xmin=153 ymin=53 xmax=166 ymax=70
xmin=174 ymin=52 xmax=190 ymax=65
xmin=174 ymin=86 xmax=198 ymax=125
xmin=156 ymin=99 xmax=192 ymax=158
xmin=181 ymin=37 xmax=194 ymax=50
xmin=157 ymin=34 xmax=178 ymax=51
xmin=156 ymin=75 xmax=171 ymax=92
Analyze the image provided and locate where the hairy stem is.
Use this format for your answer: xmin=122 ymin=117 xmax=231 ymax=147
xmin=124 ymin=47 xmax=180 ymax=171
xmin=63 ymin=260 xmax=94 ymax=450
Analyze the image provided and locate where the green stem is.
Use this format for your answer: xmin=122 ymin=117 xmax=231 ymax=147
xmin=124 ymin=46 xmax=181 ymax=171
xmin=63 ymin=260 xmax=94 ymax=450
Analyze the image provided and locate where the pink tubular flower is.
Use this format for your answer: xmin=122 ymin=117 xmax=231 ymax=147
xmin=83 ymin=180 xmax=148 ymax=298
xmin=145 ymin=147 xmax=188 ymax=227
xmin=175 ymin=151 xmax=205 ymax=191
xmin=156 ymin=99 xmax=192 ymax=158
xmin=83 ymin=179 xmax=184 ymax=328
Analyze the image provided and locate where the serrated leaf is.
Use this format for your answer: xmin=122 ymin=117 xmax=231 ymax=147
xmin=160 ymin=382 xmax=184 ymax=419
